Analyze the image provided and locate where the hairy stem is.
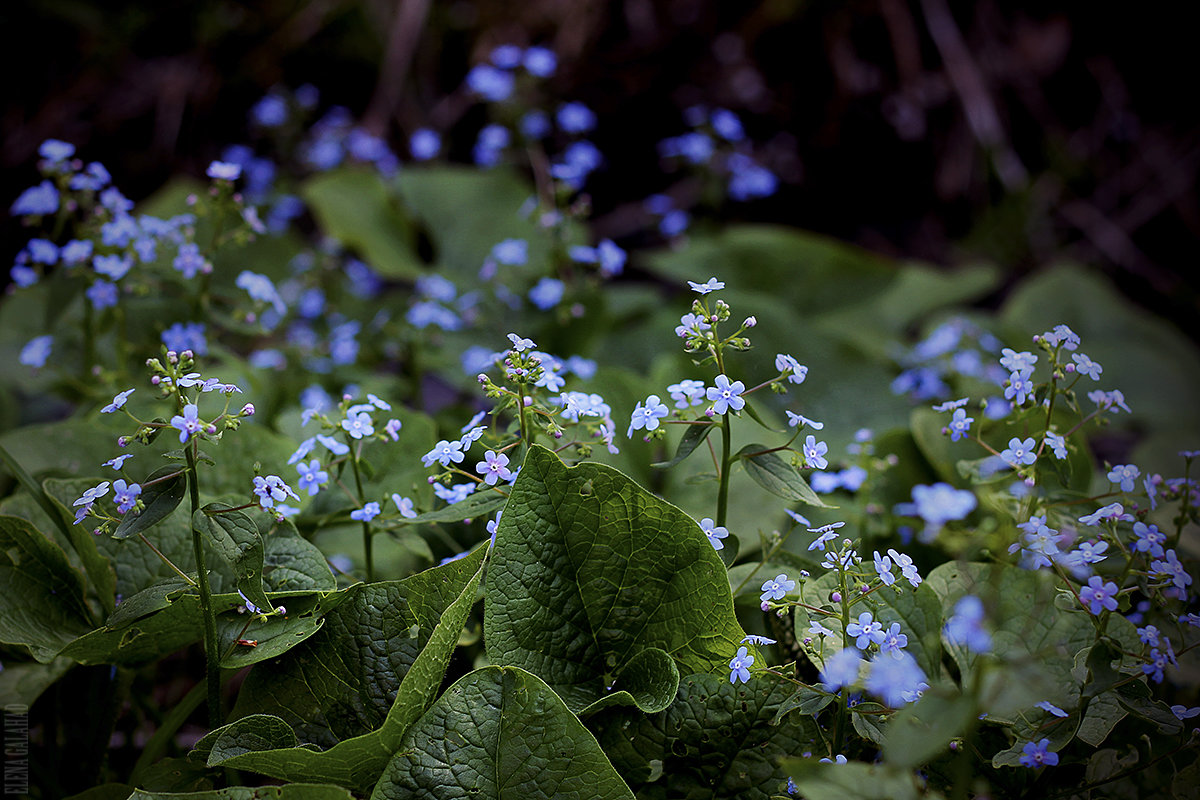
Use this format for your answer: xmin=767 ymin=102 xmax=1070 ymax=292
xmin=348 ymin=442 xmax=374 ymax=581
xmin=716 ymin=414 xmax=732 ymax=528
xmin=186 ymin=444 xmax=221 ymax=728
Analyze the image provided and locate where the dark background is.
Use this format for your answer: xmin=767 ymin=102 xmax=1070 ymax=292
xmin=3 ymin=0 xmax=1197 ymax=337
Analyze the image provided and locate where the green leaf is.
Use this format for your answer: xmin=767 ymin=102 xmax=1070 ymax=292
xmin=194 ymin=547 xmax=488 ymax=793
xmin=402 ymin=489 xmax=506 ymax=525
xmin=485 ymin=446 xmax=745 ymax=712
xmin=301 ymin=168 xmax=422 ymax=280
xmin=578 ymin=647 xmax=680 ymax=716
xmin=261 ymin=520 xmax=337 ymax=593
xmin=194 ymin=503 xmax=272 ymax=614
xmin=999 ymin=263 xmax=1200 ymax=475
xmin=0 ymin=515 xmax=94 ymax=661
xmin=0 ymin=443 xmax=116 ymax=616
xmin=925 ymin=561 xmax=1089 ymax=717
xmin=780 ymin=761 xmax=935 ymax=800
xmin=373 ymin=665 xmax=635 ymax=800
xmin=773 ymin=685 xmax=836 ymax=723
xmin=591 ymin=672 xmax=825 ymax=799
xmin=112 ymin=466 xmax=186 ymax=540
xmin=883 ymin=687 xmax=975 ymax=768
xmin=394 ymin=166 xmax=563 ymax=281
xmin=216 ymin=592 xmax=331 ymax=670
xmin=651 ymin=423 xmax=715 ymax=469
xmin=0 ymin=657 xmax=73 ymax=707
xmin=736 ymin=444 xmax=833 ymax=509
xmin=128 ymin=785 xmax=356 ymax=800
xmin=871 ymin=582 xmax=944 ymax=682
xmin=58 ymin=594 xmax=203 ymax=665
xmin=105 ymin=578 xmax=192 ymax=629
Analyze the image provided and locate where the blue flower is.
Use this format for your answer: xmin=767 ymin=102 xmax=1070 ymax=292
xmin=162 ymin=322 xmax=208 ymax=356
xmin=1000 ymin=437 xmax=1037 ymax=467
xmin=11 ymin=180 xmax=60 ymax=216
xmin=466 ymin=64 xmax=514 ymax=102
xmin=492 ymin=238 xmax=528 ymax=265
xmin=759 ymin=573 xmax=795 ymax=602
xmin=507 ymin=333 xmax=535 ymax=352
xmin=39 ymin=138 xmax=75 ymax=162
xmin=1133 ymin=522 xmax=1166 ymax=558
xmin=1107 ymin=463 xmax=1140 ymax=492
xmin=802 ymin=435 xmax=829 ymax=470
xmin=699 ymin=517 xmax=729 ymax=550
xmin=296 ymin=459 xmax=329 ymax=496
xmin=112 ymin=479 xmax=142 ymax=514
xmin=846 ymin=612 xmax=886 ymax=649
xmin=206 ymin=160 xmax=242 ymax=181
xmin=865 ymin=650 xmax=927 ymax=707
xmin=775 ymin=354 xmax=808 ymax=385
xmin=888 ymin=548 xmax=922 ymax=587
xmin=806 ymin=521 xmax=844 ymax=551
xmin=61 ymin=239 xmax=95 ymax=263
xmin=556 ymin=102 xmax=597 ymax=134
xmin=171 ymin=404 xmax=203 ymax=443
xmin=476 ymin=451 xmax=514 ymax=485
xmin=1004 ymin=372 xmax=1033 ymax=405
xmin=1037 ymin=701 xmax=1069 ymax=718
xmin=391 ymin=494 xmax=418 ymax=518
xmin=102 ymin=389 xmax=136 ymax=414
xmin=1018 ymin=738 xmax=1058 ymax=768
xmin=253 ymin=475 xmax=300 ymax=510
xmin=350 ymin=501 xmax=381 ymax=522
xmin=173 ymin=243 xmax=208 ymax=279
xmin=710 ymin=109 xmax=744 ymax=142
xmin=819 ymin=647 xmax=862 ymax=690
xmin=706 ymin=375 xmax=746 ymax=415
xmin=86 ymin=280 xmax=119 ymax=310
xmin=522 ymin=46 xmax=557 ymax=76
xmin=341 ymin=412 xmax=374 ymax=439
xmin=104 ymin=454 xmax=133 ymax=470
xmin=728 ymin=646 xmax=754 ymax=684
xmin=1071 ymin=353 xmax=1102 ymax=380
xmin=688 ymin=276 xmax=724 ymax=294
xmin=999 ymin=348 xmax=1037 ymax=376
xmin=434 ymin=482 xmax=476 ymax=504
xmin=874 ymin=551 xmax=895 ymax=586
xmin=19 ymin=335 xmax=53 ymax=369
xmin=423 ymin=439 xmax=465 ymax=467
xmin=409 ymin=128 xmax=440 ymax=161
xmin=742 ymin=634 xmax=777 ymax=646
xmin=528 ymin=277 xmax=565 ymax=310
xmin=944 ymin=595 xmax=992 ymax=654
xmin=667 ymin=379 xmax=707 ymax=409
xmin=627 ymin=394 xmax=669 ymax=437
xmin=880 ymin=623 xmax=908 ymax=653
xmin=726 ymin=153 xmax=777 ymax=200
xmin=945 ymin=408 xmax=973 ymax=441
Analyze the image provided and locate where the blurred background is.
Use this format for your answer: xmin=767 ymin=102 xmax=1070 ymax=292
xmin=3 ymin=0 xmax=1197 ymax=338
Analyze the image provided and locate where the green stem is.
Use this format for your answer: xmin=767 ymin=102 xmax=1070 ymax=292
xmin=186 ymin=444 xmax=221 ymax=728
xmin=716 ymin=414 xmax=732 ymax=528
xmin=347 ymin=442 xmax=374 ymax=582
xmin=950 ymin=664 xmax=984 ymax=800
xmin=517 ymin=386 xmax=534 ymax=450
xmin=831 ymin=566 xmax=851 ymax=755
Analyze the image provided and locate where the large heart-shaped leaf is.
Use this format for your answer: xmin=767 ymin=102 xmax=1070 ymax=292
xmin=484 ymin=445 xmax=746 ymax=712
xmin=591 ymin=672 xmax=825 ymax=799
xmin=193 ymin=546 xmax=488 ymax=793
xmin=372 ymin=665 xmax=635 ymax=800
xmin=0 ymin=515 xmax=94 ymax=661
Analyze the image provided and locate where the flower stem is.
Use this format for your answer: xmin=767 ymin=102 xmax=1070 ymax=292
xmin=347 ymin=442 xmax=374 ymax=582
xmin=716 ymin=414 xmax=732 ymax=528
xmin=186 ymin=444 xmax=221 ymax=728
